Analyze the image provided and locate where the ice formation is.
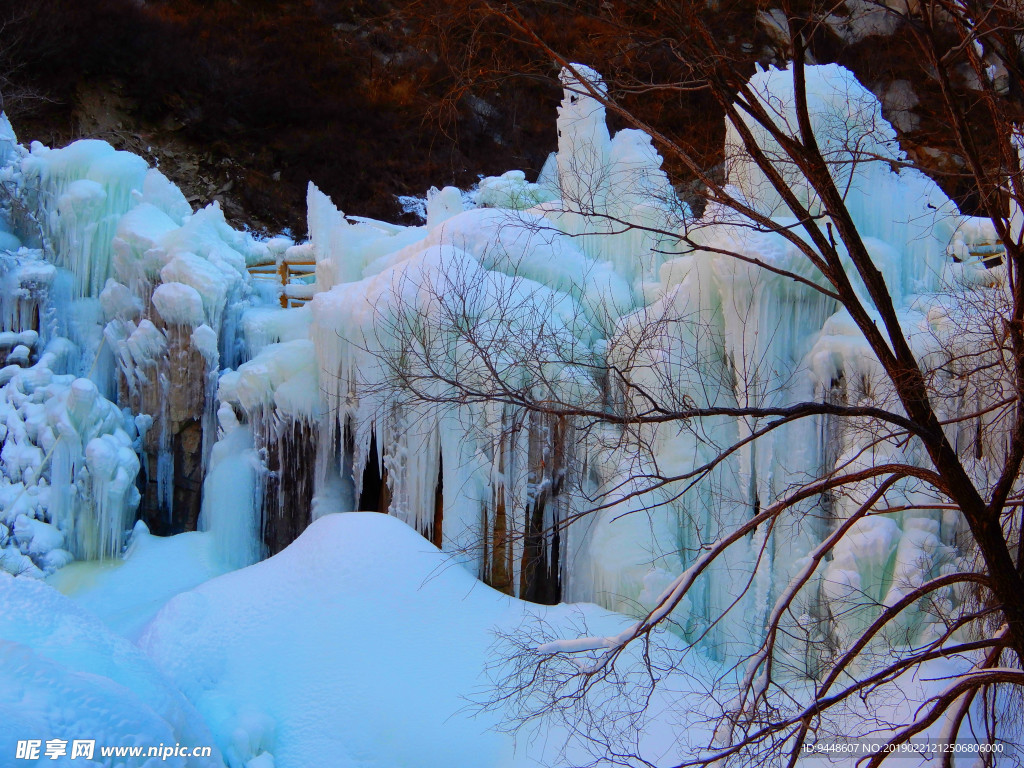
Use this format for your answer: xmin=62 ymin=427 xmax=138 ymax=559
xmin=0 ymin=351 xmax=141 ymax=572
xmin=202 ymin=61 xmax=1008 ymax=668
xmin=544 ymin=64 xmax=683 ymax=289
xmin=724 ymin=64 xmax=958 ymax=298
xmin=0 ymin=56 xmax=1011 ymax=700
xmin=0 ymin=112 xmax=268 ymax=571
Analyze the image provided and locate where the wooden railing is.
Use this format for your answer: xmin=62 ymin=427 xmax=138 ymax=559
xmin=248 ymin=257 xmax=316 ymax=308
xmin=966 ymin=241 xmax=1005 ymax=268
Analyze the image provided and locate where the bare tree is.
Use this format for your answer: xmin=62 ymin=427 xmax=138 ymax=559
xmin=339 ymin=0 xmax=1024 ymax=764
xmin=0 ymin=2 xmax=61 ymax=121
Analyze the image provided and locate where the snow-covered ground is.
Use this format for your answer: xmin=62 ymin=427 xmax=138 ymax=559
xmin=21 ymin=511 xmax=704 ymax=768
xmin=0 ymin=570 xmax=222 ymax=767
xmin=138 ymin=512 xmax=692 ymax=768
xmin=47 ymin=523 xmax=229 ymax=640
xmin=12 ymin=511 xmax=985 ymax=768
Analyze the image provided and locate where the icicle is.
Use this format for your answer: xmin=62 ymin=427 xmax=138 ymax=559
xmin=21 ymin=140 xmax=147 ymax=297
xmin=198 ymin=419 xmax=263 ymax=569
xmin=1 ymin=361 xmax=139 ymax=570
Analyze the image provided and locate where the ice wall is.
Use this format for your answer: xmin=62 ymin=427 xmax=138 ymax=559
xmin=305 ymin=240 xmax=598 ymax=596
xmin=594 ymin=65 xmax=1002 ymax=660
xmin=21 ymin=140 xmax=148 ymax=297
xmin=543 ymin=65 xmax=684 ymax=293
xmin=105 ymin=199 xmax=258 ymax=532
xmin=216 ymin=337 xmax=319 ymax=557
xmin=224 ymin=62 xmax=1005 ymax=666
xmin=726 ymin=64 xmax=957 ymax=297
xmin=0 ymin=54 xmax=1007 ymax=677
xmin=0 ymin=112 xmax=268 ymax=571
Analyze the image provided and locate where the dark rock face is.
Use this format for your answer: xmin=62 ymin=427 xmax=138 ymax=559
xmin=0 ymin=0 xmax=564 ymax=233
xmin=132 ymin=321 xmax=210 ymax=536
xmin=170 ymin=418 xmax=204 ymax=534
xmin=357 ymin=431 xmax=390 ymax=515
xmin=3 ymin=0 xmax=1017 ymax=232
xmin=261 ymin=418 xmax=317 ymax=556
xmin=474 ymin=412 xmax=569 ymax=605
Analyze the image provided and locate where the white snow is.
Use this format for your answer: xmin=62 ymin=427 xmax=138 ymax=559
xmin=141 ymin=512 xmax=696 ymax=768
xmin=0 ymin=571 xmax=223 ymax=766
xmin=153 ymin=282 xmax=206 ymax=327
xmin=47 ymin=521 xmax=230 ymax=640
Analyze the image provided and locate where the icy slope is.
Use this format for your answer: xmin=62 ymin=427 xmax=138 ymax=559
xmin=0 ymin=571 xmax=222 ymax=766
xmin=139 ymin=512 xmax=694 ymax=768
xmin=47 ymin=522 xmax=230 ymax=640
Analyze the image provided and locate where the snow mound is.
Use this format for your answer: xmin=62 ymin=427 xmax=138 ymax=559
xmin=140 ymin=512 xmax=663 ymax=768
xmin=0 ymin=571 xmax=222 ymax=766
